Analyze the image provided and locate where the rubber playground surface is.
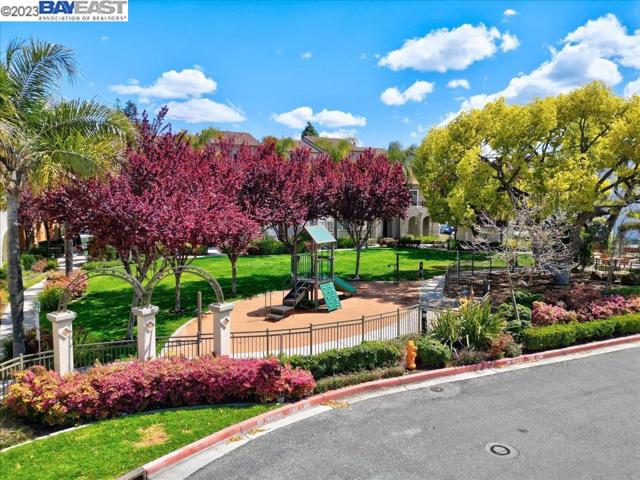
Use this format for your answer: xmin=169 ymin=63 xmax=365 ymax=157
xmin=174 ymin=281 xmax=421 ymax=336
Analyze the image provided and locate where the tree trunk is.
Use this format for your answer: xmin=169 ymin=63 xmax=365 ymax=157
xmin=64 ymin=222 xmax=73 ymax=276
xmin=173 ymin=270 xmax=183 ymax=312
xmin=7 ymin=193 xmax=25 ymax=356
xmin=126 ymin=293 xmax=137 ymax=339
xmin=291 ymin=242 xmax=298 ymax=283
xmin=354 ymin=245 xmax=362 ymax=280
xmin=44 ymin=224 xmax=51 ymax=255
xmin=231 ymin=257 xmax=238 ymax=297
xmin=506 ymin=269 xmax=521 ymax=322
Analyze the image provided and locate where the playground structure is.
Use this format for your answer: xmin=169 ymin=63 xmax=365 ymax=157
xmin=266 ymin=225 xmax=357 ymax=321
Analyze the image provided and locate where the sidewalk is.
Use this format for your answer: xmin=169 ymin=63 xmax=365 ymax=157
xmin=0 ymin=254 xmax=87 ymax=347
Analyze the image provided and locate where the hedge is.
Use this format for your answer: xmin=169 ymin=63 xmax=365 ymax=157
xmin=5 ymin=357 xmax=315 ymax=426
xmin=415 ymin=337 xmax=450 ymax=369
xmin=313 ymin=366 xmax=406 ymax=393
xmin=523 ymin=313 xmax=640 ymax=352
xmin=283 ymin=341 xmax=401 ymax=379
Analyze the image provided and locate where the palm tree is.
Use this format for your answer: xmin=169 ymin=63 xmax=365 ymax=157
xmin=0 ymin=39 xmax=131 ymax=355
xmin=315 ymin=137 xmax=353 ymax=162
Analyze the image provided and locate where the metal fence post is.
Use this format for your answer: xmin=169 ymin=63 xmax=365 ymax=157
xmin=309 ymin=324 xmax=313 ymax=356
xmin=18 ymin=353 xmax=23 ymax=371
xmin=396 ymin=309 xmax=401 ymax=338
xmin=266 ymin=329 xmax=270 ymax=357
xmin=196 ymin=291 xmax=203 ymax=357
xmin=361 ymin=315 xmax=365 ymax=343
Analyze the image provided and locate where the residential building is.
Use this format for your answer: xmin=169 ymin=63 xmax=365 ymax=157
xmin=301 ymin=135 xmax=440 ymax=241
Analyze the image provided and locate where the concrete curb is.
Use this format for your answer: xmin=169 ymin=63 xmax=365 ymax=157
xmin=143 ymin=333 xmax=640 ymax=477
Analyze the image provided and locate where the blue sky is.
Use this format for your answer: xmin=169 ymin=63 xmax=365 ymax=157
xmin=2 ymin=0 xmax=640 ymax=148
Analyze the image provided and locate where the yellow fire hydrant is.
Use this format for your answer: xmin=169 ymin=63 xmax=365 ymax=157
xmin=406 ymin=340 xmax=417 ymax=370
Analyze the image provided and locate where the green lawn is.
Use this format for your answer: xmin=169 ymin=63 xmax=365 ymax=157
xmin=41 ymin=248 xmax=493 ymax=341
xmin=0 ymin=404 xmax=274 ymax=480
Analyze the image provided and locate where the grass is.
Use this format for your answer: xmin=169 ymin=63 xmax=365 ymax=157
xmin=40 ymin=247 xmax=521 ymax=341
xmin=607 ymin=285 xmax=640 ymax=296
xmin=22 ymin=271 xmax=48 ymax=290
xmin=39 ymin=248 xmax=470 ymax=341
xmin=0 ymin=403 xmax=275 ymax=480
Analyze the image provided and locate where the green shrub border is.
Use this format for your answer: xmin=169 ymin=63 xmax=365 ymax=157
xmin=313 ymin=366 xmax=406 ymax=393
xmin=523 ymin=313 xmax=640 ymax=352
xmin=282 ymin=340 xmax=402 ymax=379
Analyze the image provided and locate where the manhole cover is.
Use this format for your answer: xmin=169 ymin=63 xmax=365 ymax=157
xmin=485 ymin=442 xmax=519 ymax=459
xmin=429 ymin=386 xmax=444 ymax=392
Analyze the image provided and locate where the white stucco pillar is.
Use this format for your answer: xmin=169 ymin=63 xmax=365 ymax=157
xmin=47 ymin=310 xmax=76 ymax=375
xmin=210 ymin=302 xmax=234 ymax=357
xmin=132 ymin=305 xmax=159 ymax=361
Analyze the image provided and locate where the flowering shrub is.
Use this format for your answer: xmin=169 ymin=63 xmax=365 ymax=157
xmin=531 ymin=301 xmax=577 ymax=325
xmin=543 ymin=283 xmax=602 ymax=310
xmin=5 ymin=356 xmax=315 ymax=426
xmin=575 ymin=294 xmax=640 ymax=322
xmin=45 ymin=270 xmax=88 ymax=299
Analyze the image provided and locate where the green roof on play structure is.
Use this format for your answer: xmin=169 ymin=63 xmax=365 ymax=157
xmin=305 ymin=225 xmax=336 ymax=245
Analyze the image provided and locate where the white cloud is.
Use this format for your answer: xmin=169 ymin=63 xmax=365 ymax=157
xmin=380 ymin=80 xmax=435 ymax=105
xmin=315 ymin=109 xmax=366 ymax=128
xmin=410 ymin=124 xmax=428 ymax=139
xmin=625 ymin=77 xmax=640 ymax=97
xmin=378 ymin=23 xmax=519 ymax=72
xmin=301 ymin=51 xmax=312 ymax=60
xmin=446 ymin=78 xmax=470 ymax=89
xmin=271 ymin=107 xmax=366 ymax=129
xmin=500 ymin=32 xmax=520 ymax=52
xmin=100 ymin=35 xmax=110 ymax=41
xmin=564 ymin=13 xmax=640 ymax=68
xmin=359 ymin=53 xmax=367 ymax=60
xmin=109 ymin=68 xmax=217 ymax=102
xmin=439 ymin=14 xmax=638 ymax=124
xmin=165 ymin=98 xmax=246 ymax=123
xmin=503 ymin=9 xmax=517 ymax=16
xmin=319 ymin=129 xmax=359 ymax=142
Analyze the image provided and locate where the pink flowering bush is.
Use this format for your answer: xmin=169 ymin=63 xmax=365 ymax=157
xmin=543 ymin=283 xmax=602 ymax=311
xmin=45 ymin=270 xmax=88 ymax=299
xmin=575 ymin=294 xmax=640 ymax=322
xmin=5 ymin=356 xmax=315 ymax=426
xmin=531 ymin=301 xmax=577 ymax=325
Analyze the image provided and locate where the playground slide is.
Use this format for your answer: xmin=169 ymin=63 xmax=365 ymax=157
xmin=334 ymin=275 xmax=357 ymax=294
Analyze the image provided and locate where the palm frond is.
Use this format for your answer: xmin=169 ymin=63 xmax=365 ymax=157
xmin=7 ymin=38 xmax=77 ymax=111
xmin=38 ymin=99 xmax=133 ymax=139
xmin=30 ymin=132 xmax=125 ymax=188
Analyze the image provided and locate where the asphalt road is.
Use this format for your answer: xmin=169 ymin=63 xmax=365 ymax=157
xmin=188 ymin=348 xmax=640 ymax=480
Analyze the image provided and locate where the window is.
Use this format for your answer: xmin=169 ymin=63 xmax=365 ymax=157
xmin=410 ymin=189 xmax=420 ymax=206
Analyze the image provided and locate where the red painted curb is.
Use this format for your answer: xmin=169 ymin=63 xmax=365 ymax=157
xmin=144 ymin=333 xmax=640 ymax=476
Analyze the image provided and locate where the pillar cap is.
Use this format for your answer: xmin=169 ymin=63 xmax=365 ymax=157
xmin=132 ymin=305 xmax=160 ymax=316
xmin=209 ymin=302 xmax=234 ymax=313
xmin=47 ymin=310 xmax=77 ymax=323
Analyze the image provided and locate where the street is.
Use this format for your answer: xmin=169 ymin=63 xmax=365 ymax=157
xmin=188 ymin=347 xmax=640 ymax=480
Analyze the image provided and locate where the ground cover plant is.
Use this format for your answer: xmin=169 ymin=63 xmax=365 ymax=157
xmin=5 ymin=357 xmax=314 ymax=426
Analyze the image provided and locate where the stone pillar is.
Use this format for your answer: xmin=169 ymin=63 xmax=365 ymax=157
xmin=132 ymin=305 xmax=159 ymax=361
xmin=47 ymin=310 xmax=76 ymax=375
xmin=211 ymin=302 xmax=234 ymax=357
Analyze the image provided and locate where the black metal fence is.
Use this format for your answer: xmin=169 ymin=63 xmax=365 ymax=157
xmin=230 ymin=304 xmax=439 ymax=358
xmin=444 ymin=254 xmax=529 ymax=297
xmin=0 ymin=350 xmax=54 ymax=397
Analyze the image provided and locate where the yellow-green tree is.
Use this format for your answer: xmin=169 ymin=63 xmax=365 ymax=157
xmin=413 ymin=81 xmax=640 ymax=256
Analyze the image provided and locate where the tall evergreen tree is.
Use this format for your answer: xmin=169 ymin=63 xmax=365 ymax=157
xmin=300 ymin=121 xmax=318 ymax=138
